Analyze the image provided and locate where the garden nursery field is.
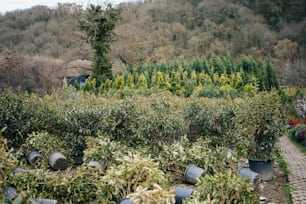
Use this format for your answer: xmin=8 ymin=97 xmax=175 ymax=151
xmin=1 ymin=61 xmax=305 ymax=203
xmin=1 ymin=0 xmax=306 ymax=203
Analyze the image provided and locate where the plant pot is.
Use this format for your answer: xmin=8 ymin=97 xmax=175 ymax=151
xmin=35 ymin=198 xmax=58 ymax=204
xmin=73 ymin=155 xmax=83 ymax=165
xmin=248 ymin=159 xmax=274 ymax=181
xmin=175 ymin=186 xmax=194 ymax=204
xmin=119 ymin=198 xmax=134 ymax=204
xmin=13 ymin=167 xmax=27 ymax=175
xmin=238 ymin=167 xmax=261 ymax=183
xmin=48 ymin=151 xmax=67 ymax=171
xmin=184 ymin=164 xmax=206 ymax=185
xmin=4 ymin=185 xmax=18 ymax=201
xmin=27 ymin=150 xmax=42 ymax=165
xmin=87 ymin=161 xmax=102 ymax=169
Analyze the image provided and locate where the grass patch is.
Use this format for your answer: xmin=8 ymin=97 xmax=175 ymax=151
xmin=276 ymin=154 xmax=292 ymax=204
xmin=287 ymin=133 xmax=306 ymax=155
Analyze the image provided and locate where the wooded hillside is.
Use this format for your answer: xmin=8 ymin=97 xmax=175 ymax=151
xmin=0 ymin=0 xmax=305 ymax=92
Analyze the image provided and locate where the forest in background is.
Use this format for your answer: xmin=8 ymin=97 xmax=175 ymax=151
xmin=0 ymin=0 xmax=305 ymax=93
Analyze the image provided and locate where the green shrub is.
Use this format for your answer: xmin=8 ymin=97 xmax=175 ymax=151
xmin=198 ymin=84 xmax=224 ymax=98
xmin=184 ymin=170 xmax=259 ymax=203
xmin=0 ymin=91 xmax=38 ymax=147
xmin=60 ymin=107 xmax=110 ymax=160
xmin=102 ymin=100 xmax=138 ymax=144
xmin=0 ymin=91 xmax=59 ymax=147
xmin=233 ymin=92 xmax=284 ymax=160
xmin=98 ymin=153 xmax=170 ymax=202
xmin=188 ymin=138 xmax=237 ymax=174
xmin=9 ymin=167 xmax=99 ymax=203
xmin=17 ymin=132 xmax=71 ymax=168
xmin=63 ymin=107 xmax=108 ymax=136
xmin=184 ymin=98 xmax=234 ymax=145
xmin=155 ymin=137 xmax=192 ymax=182
xmin=289 ymin=124 xmax=306 ymax=142
xmin=184 ymin=79 xmax=195 ymax=97
xmin=156 ymin=137 xmax=237 ymax=182
xmin=136 ymin=98 xmax=187 ymax=146
xmin=83 ymin=133 xmax=129 ymax=170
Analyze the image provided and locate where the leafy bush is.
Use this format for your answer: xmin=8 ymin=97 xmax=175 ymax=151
xmin=0 ymin=91 xmax=59 ymax=147
xmin=233 ymin=92 xmax=284 ymax=160
xmin=184 ymin=98 xmax=234 ymax=145
xmin=63 ymin=107 xmax=108 ymax=136
xmin=289 ymin=124 xmax=306 ymax=143
xmin=0 ymin=91 xmax=39 ymax=147
xmin=102 ymin=100 xmax=138 ymax=144
xmin=156 ymin=137 xmax=237 ymax=182
xmin=136 ymin=97 xmax=187 ymax=146
xmin=99 ymin=153 xmax=170 ymax=202
xmin=16 ymin=132 xmax=71 ymax=168
xmin=184 ymin=170 xmax=259 ymax=203
xmin=8 ymin=168 xmax=99 ymax=203
xmin=188 ymin=139 xmax=237 ymax=174
xmin=83 ymin=133 xmax=129 ymax=170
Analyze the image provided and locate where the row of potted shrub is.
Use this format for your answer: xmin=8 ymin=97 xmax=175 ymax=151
xmin=1 ymin=89 xmax=285 ymax=202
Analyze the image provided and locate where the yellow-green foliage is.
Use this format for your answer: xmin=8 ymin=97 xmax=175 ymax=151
xmin=156 ymin=137 xmax=237 ymax=183
xmin=184 ymin=170 xmax=259 ymax=203
xmin=95 ymin=55 xmax=277 ymax=98
xmin=137 ymin=73 xmax=148 ymax=88
xmin=113 ymin=75 xmax=125 ymax=90
xmin=127 ymin=184 xmax=175 ymax=204
xmin=100 ymin=153 xmax=171 ymax=202
xmin=83 ymin=133 xmax=129 ymax=169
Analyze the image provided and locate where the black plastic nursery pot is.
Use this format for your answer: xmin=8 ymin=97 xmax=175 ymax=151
xmin=48 ymin=151 xmax=67 ymax=171
xmin=12 ymin=167 xmax=27 ymax=175
xmin=184 ymin=164 xmax=206 ymax=185
xmin=238 ymin=167 xmax=261 ymax=183
xmin=87 ymin=160 xmax=102 ymax=169
xmin=248 ymin=159 xmax=274 ymax=181
xmin=35 ymin=198 xmax=58 ymax=204
xmin=4 ymin=185 xmax=18 ymax=201
xmin=27 ymin=150 xmax=42 ymax=165
xmin=119 ymin=198 xmax=134 ymax=204
xmin=175 ymin=186 xmax=194 ymax=204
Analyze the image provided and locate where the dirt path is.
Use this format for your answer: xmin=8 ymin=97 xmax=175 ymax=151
xmin=278 ymin=136 xmax=306 ymax=204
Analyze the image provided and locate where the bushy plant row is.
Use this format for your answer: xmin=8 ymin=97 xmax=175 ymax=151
xmin=2 ymin=133 xmax=255 ymax=203
xmin=0 ymin=88 xmax=285 ymax=203
xmin=90 ymin=55 xmax=279 ymax=98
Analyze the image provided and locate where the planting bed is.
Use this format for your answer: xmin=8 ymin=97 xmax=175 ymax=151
xmin=0 ymin=88 xmax=291 ymax=203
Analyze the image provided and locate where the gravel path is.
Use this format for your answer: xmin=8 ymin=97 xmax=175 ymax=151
xmin=278 ymin=136 xmax=306 ymax=204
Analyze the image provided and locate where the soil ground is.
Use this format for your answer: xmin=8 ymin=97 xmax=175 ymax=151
xmin=256 ymin=161 xmax=290 ymax=204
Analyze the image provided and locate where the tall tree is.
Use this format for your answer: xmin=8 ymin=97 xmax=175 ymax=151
xmin=80 ymin=4 xmax=120 ymax=85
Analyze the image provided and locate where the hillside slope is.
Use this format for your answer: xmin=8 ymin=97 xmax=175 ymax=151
xmin=0 ymin=0 xmax=305 ymax=91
